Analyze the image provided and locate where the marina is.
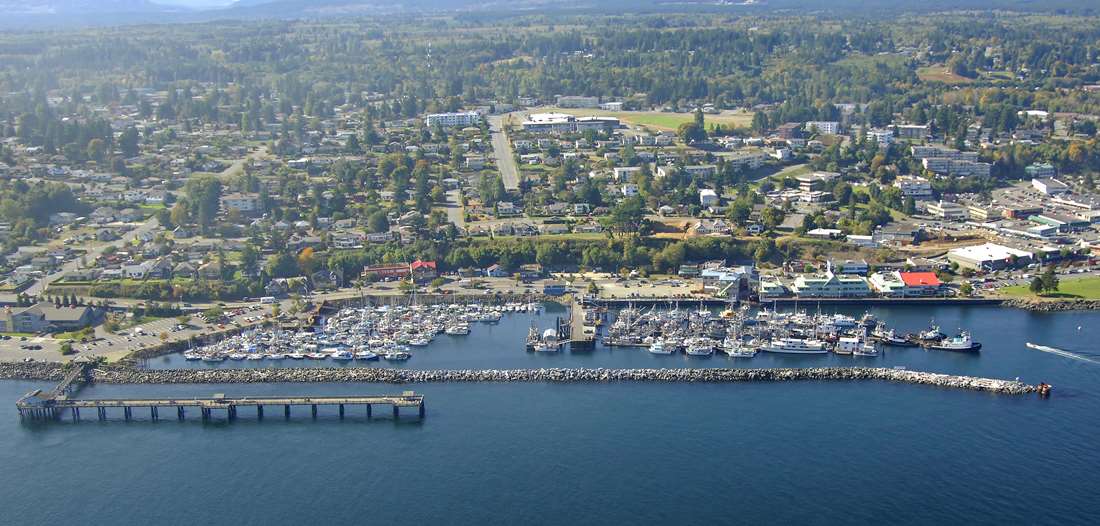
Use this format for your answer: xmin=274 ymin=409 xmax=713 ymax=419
xmin=150 ymin=300 xmax=1000 ymax=370
xmin=180 ymin=301 xmax=542 ymax=363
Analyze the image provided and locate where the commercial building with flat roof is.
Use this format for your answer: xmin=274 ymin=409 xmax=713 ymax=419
xmin=947 ymin=243 xmax=1034 ymax=271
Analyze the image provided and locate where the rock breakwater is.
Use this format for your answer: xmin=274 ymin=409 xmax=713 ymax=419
xmin=0 ymin=363 xmax=1035 ymax=394
xmin=1003 ymin=298 xmax=1100 ymax=311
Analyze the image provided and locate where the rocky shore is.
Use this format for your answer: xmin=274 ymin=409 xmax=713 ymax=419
xmin=1002 ymin=298 xmax=1100 ymax=311
xmin=0 ymin=362 xmax=1036 ymax=394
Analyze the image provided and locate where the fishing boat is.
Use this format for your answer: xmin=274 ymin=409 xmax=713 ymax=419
xmin=306 ymin=352 xmax=329 ymax=360
xmin=354 ymin=350 xmax=379 ymax=361
xmin=246 ymin=353 xmax=265 ymax=361
xmin=684 ymin=338 xmax=715 ymax=357
xmin=761 ymin=337 xmax=828 ymax=354
xmin=228 ymin=353 xmax=247 ymax=361
xmin=183 ymin=352 xmax=202 ymax=361
xmin=910 ymin=323 xmax=946 ymax=344
xmin=926 ymin=331 xmax=981 ymax=352
xmin=287 ymin=352 xmax=305 ymax=360
xmin=873 ymin=327 xmax=917 ymax=347
xmin=853 ymin=341 xmax=879 ymax=357
xmin=383 ymin=350 xmax=411 ymax=361
xmin=648 ymin=340 xmax=674 ymax=355
xmin=721 ymin=339 xmax=756 ymax=358
xmin=445 ymin=324 xmax=471 ymax=335
xmin=330 ymin=349 xmax=354 ymax=361
xmin=265 ymin=353 xmax=287 ymax=360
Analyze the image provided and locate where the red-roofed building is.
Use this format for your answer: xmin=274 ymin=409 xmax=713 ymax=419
xmin=411 ymin=260 xmax=438 ymax=281
xmin=362 ymin=260 xmax=438 ymax=282
xmin=898 ymin=272 xmax=942 ymax=296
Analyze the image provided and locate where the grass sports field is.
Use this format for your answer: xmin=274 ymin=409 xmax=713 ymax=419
xmin=999 ymin=275 xmax=1100 ymax=300
xmin=542 ymin=107 xmax=754 ymax=131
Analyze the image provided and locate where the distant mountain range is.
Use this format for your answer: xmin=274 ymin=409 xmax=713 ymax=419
xmin=0 ymin=0 xmax=1094 ymax=29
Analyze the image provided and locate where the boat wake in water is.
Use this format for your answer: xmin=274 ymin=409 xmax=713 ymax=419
xmin=1026 ymin=343 xmax=1100 ymax=366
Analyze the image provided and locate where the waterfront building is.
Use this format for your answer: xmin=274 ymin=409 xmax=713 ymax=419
xmin=790 ymin=271 xmax=871 ymax=298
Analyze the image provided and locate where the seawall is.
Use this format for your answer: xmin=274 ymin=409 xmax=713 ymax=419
xmin=0 ymin=363 xmax=1035 ymax=394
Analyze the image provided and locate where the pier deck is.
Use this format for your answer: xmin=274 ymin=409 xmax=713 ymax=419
xmin=16 ymin=362 xmax=425 ymax=423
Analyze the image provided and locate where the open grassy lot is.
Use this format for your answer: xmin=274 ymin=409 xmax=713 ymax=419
xmin=543 ymin=107 xmax=754 ymax=131
xmin=1000 ymin=275 xmax=1100 ymax=300
xmin=917 ymin=65 xmax=977 ymax=85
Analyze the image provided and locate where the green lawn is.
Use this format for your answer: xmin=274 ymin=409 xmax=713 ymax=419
xmin=1000 ymin=275 xmax=1100 ymax=299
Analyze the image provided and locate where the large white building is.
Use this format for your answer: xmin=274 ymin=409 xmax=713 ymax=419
xmin=790 ymin=271 xmax=871 ymax=298
xmin=893 ymin=175 xmax=933 ymax=200
xmin=699 ymin=189 xmax=719 ymax=207
xmin=947 ymin=243 xmax=1034 ymax=271
xmin=927 ymin=201 xmax=969 ymax=221
xmin=425 ymin=111 xmax=481 ymax=128
xmin=220 ymin=193 xmax=263 ymax=215
xmin=805 ymin=121 xmax=840 ymax=135
xmin=522 ymin=113 xmax=619 ymax=134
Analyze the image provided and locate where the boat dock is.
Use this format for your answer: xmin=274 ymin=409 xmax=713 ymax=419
xmin=568 ymin=298 xmax=598 ymax=350
xmin=16 ymin=362 xmax=425 ymax=423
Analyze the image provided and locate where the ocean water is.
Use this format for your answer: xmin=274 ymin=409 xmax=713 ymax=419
xmin=3 ymin=305 xmax=1100 ymax=525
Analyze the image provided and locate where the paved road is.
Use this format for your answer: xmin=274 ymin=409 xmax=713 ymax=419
xmin=25 ymin=217 xmax=161 ymax=297
xmin=488 ymin=115 xmax=521 ymax=192
xmin=444 ymin=188 xmax=465 ymax=228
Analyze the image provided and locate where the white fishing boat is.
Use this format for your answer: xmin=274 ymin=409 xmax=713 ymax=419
xmin=330 ymin=349 xmax=354 ymax=361
xmin=383 ymin=351 xmax=411 ymax=361
xmin=354 ymin=350 xmax=379 ymax=361
xmin=684 ymin=338 xmax=715 ymax=356
xmin=287 ymin=352 xmax=305 ymax=360
xmin=853 ymin=341 xmax=879 ymax=357
xmin=183 ymin=352 xmax=202 ymax=361
xmin=648 ymin=340 xmax=674 ymax=355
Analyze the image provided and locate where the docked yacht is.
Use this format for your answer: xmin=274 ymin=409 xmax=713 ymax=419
xmin=201 ymin=354 xmax=226 ymax=363
xmin=762 ymin=337 xmax=828 ymax=354
xmin=721 ymin=339 xmax=756 ymax=358
xmin=872 ymin=327 xmax=917 ymax=347
xmin=265 ymin=353 xmax=287 ymax=360
xmin=183 ymin=352 xmax=202 ymax=361
xmin=354 ymin=350 xmax=379 ymax=361
xmin=286 ymin=352 xmax=305 ymax=360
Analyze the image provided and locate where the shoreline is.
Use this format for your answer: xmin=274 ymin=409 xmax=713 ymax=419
xmin=0 ymin=363 xmax=1037 ymax=394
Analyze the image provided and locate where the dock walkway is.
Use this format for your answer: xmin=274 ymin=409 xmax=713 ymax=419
xmin=16 ymin=362 xmax=425 ymax=423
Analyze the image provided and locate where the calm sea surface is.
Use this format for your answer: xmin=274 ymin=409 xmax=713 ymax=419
xmin=3 ymin=305 xmax=1099 ymax=525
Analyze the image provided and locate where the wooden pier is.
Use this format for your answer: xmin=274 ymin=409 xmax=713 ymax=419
xmin=16 ymin=362 xmax=425 ymax=423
